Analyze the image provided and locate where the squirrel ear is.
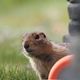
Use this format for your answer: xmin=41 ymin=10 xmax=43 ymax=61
xmin=39 ymin=32 xmax=46 ymax=38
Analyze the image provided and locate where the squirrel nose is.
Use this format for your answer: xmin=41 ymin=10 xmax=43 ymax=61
xmin=24 ymin=42 xmax=29 ymax=49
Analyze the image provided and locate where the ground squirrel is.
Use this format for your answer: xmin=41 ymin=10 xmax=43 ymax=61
xmin=22 ymin=32 xmax=70 ymax=80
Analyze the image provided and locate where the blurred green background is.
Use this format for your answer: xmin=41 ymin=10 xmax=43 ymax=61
xmin=0 ymin=0 xmax=69 ymax=80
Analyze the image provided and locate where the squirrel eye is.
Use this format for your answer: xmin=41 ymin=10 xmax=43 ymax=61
xmin=35 ymin=35 xmax=40 ymax=40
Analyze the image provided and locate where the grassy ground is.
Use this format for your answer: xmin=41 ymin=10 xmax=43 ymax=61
xmin=0 ymin=38 xmax=39 ymax=80
xmin=0 ymin=65 xmax=39 ymax=80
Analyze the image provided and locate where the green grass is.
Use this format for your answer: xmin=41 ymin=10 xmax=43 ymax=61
xmin=0 ymin=38 xmax=39 ymax=80
xmin=0 ymin=65 xmax=39 ymax=80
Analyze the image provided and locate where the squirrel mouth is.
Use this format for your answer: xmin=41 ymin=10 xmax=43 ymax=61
xmin=24 ymin=43 xmax=33 ymax=53
xmin=26 ymin=48 xmax=33 ymax=53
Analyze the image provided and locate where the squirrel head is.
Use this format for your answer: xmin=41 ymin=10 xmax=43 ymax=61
xmin=23 ymin=32 xmax=52 ymax=57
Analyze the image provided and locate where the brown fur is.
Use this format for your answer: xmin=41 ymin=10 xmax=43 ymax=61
xmin=23 ymin=32 xmax=70 ymax=80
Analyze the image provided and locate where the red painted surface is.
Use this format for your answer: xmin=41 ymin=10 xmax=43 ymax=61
xmin=48 ymin=55 xmax=73 ymax=80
